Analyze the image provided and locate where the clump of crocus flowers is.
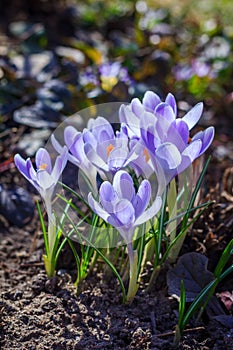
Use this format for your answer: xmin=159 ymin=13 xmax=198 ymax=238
xmin=14 ymin=91 xmax=214 ymax=303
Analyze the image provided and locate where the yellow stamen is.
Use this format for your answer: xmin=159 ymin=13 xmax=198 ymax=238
xmin=143 ymin=148 xmax=150 ymax=163
xmin=188 ymin=137 xmax=192 ymax=144
xmin=39 ymin=163 xmax=48 ymax=170
xmin=107 ymin=144 xmax=115 ymax=157
xmin=101 ymin=76 xmax=118 ymax=92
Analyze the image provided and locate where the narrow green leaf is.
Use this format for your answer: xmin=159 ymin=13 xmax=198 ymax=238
xmin=214 ymin=239 xmax=233 ymax=278
xmin=36 ymin=201 xmax=49 ymax=256
xmin=178 ymin=280 xmax=186 ymax=331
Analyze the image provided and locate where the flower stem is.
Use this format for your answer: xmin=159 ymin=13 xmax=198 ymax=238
xmin=126 ymin=242 xmax=139 ymax=304
xmin=48 ymin=214 xmax=57 ymax=258
xmin=43 ymin=254 xmax=56 ymax=278
xmin=44 ymin=202 xmax=57 ymax=278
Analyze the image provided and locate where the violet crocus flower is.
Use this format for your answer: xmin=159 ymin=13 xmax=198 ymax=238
xmin=51 ymin=126 xmax=98 ymax=194
xmin=173 ymin=59 xmax=216 ymax=81
xmin=99 ymin=62 xmax=122 ymax=78
xmin=88 ymin=170 xmax=162 ymax=243
xmin=15 ymin=147 xmax=68 ymax=277
xmin=14 ymin=147 xmax=68 ymax=216
xmin=119 ymin=92 xmax=214 ymax=182
xmin=120 ymin=91 xmax=195 ymax=136
xmin=89 ymin=170 xmax=162 ymax=303
xmin=99 ymin=62 xmax=131 ymax=91
xmin=83 ymin=117 xmax=138 ymax=180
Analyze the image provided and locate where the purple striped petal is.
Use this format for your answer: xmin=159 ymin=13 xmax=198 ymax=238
xmin=131 ymin=98 xmax=144 ymax=117
xmin=70 ymin=134 xmax=86 ymax=163
xmin=192 ymin=126 xmax=215 ymax=155
xmin=113 ymin=170 xmax=135 ymax=201
xmin=84 ymin=143 xmax=109 ymax=171
xmin=154 ymin=103 xmax=176 ymax=123
xmin=156 ymin=143 xmax=182 ymax=170
xmin=99 ymin=181 xmax=118 ymax=213
xmin=64 ymin=126 xmax=80 ymax=150
xmin=28 ymin=163 xmax=37 ymax=182
xmin=51 ymin=146 xmax=68 ymax=182
xmin=88 ymin=193 xmax=110 ymax=223
xmin=133 ymin=179 xmax=151 ymax=218
xmin=177 ymin=140 xmax=202 ymax=174
xmin=108 ymin=147 xmax=129 ymax=171
xmin=140 ymin=113 xmax=159 ymax=150
xmin=35 ymin=148 xmax=52 ymax=173
xmin=88 ymin=117 xmax=114 ymax=141
xmin=182 ymin=102 xmax=203 ymax=130
xmin=119 ymin=105 xmax=140 ymax=137
xmin=182 ymin=139 xmax=202 ymax=161
xmin=142 ymin=91 xmax=161 ymax=112
xmin=166 ymin=119 xmax=189 ymax=151
xmin=14 ymin=154 xmax=32 ymax=180
xmin=113 ymin=199 xmax=135 ymax=227
xmin=82 ymin=130 xmax=97 ymax=148
xmin=174 ymin=119 xmax=189 ymax=144
xmin=165 ymin=93 xmax=177 ymax=116
xmin=134 ymin=196 xmax=162 ymax=226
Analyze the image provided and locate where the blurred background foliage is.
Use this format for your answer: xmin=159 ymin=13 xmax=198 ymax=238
xmin=0 ymin=0 xmax=232 ymax=142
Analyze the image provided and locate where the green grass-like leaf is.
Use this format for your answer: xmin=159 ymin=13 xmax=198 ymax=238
xmin=36 ymin=201 xmax=49 ymax=256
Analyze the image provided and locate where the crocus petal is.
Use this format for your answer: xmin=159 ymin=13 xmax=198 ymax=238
xmin=165 ymin=93 xmax=177 ymax=116
xmin=166 ymin=119 xmax=189 ymax=150
xmin=108 ymin=147 xmax=129 ymax=172
xmin=177 ymin=140 xmax=202 ymax=174
xmin=156 ymin=143 xmax=182 ymax=170
xmin=119 ymin=105 xmax=140 ymax=137
xmin=88 ymin=116 xmax=114 ymax=141
xmin=51 ymin=134 xmax=64 ymax=155
xmin=35 ymin=148 xmax=52 ymax=173
xmin=37 ymin=170 xmax=55 ymax=190
xmin=112 ymin=170 xmax=135 ymax=201
xmin=99 ymin=181 xmax=118 ymax=212
xmin=51 ymin=146 xmax=68 ymax=182
xmin=64 ymin=126 xmax=81 ymax=150
xmin=14 ymin=154 xmax=32 ymax=180
xmin=69 ymin=134 xmax=87 ymax=163
xmin=131 ymin=98 xmax=144 ymax=117
xmin=28 ymin=162 xmax=37 ymax=182
xmin=130 ymin=153 xmax=154 ymax=178
xmin=110 ymin=61 xmax=121 ymax=75
xmin=134 ymin=196 xmax=162 ymax=226
xmin=182 ymin=102 xmax=203 ymax=130
xmin=113 ymin=199 xmax=135 ymax=227
xmin=84 ymin=143 xmax=109 ymax=171
xmin=192 ymin=126 xmax=215 ymax=155
xmin=154 ymin=103 xmax=176 ymax=123
xmin=133 ymin=179 xmax=151 ymax=218
xmin=67 ymin=154 xmax=81 ymax=167
xmin=174 ymin=119 xmax=189 ymax=145
xmin=142 ymin=91 xmax=161 ymax=112
xmin=182 ymin=139 xmax=202 ymax=161
xmin=88 ymin=193 xmax=110 ymax=223
xmin=14 ymin=155 xmax=40 ymax=192
xmin=52 ymin=133 xmax=81 ymax=168
xmin=140 ymin=111 xmax=160 ymax=150
xmin=82 ymin=129 xmax=97 ymax=148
